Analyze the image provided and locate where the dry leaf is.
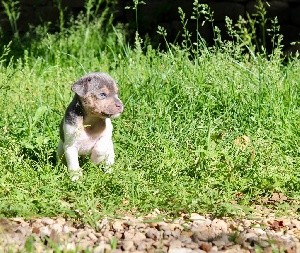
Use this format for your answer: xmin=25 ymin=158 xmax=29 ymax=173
xmin=268 ymin=220 xmax=285 ymax=231
xmin=233 ymin=135 xmax=251 ymax=149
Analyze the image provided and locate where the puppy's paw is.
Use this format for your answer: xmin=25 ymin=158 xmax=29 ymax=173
xmin=105 ymin=154 xmax=114 ymax=166
xmin=69 ymin=169 xmax=83 ymax=181
xmin=103 ymin=166 xmax=113 ymax=174
xmin=103 ymin=157 xmax=114 ymax=173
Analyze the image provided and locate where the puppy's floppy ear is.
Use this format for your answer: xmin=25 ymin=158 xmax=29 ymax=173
xmin=71 ymin=78 xmax=88 ymax=97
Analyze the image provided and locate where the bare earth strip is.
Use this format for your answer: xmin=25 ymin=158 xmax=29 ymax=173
xmin=1 ymin=211 xmax=300 ymax=253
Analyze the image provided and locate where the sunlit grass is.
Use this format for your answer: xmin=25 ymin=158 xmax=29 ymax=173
xmin=0 ymin=2 xmax=299 ymax=226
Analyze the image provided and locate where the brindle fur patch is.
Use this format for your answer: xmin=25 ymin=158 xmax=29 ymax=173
xmin=71 ymin=72 xmax=123 ymax=119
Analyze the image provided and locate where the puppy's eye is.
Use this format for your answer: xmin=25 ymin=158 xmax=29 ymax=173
xmin=98 ymin=92 xmax=107 ymax=99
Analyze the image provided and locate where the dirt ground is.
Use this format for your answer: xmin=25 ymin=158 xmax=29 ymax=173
xmin=1 ymin=208 xmax=300 ymax=253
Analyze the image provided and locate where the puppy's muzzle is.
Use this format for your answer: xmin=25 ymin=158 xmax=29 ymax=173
xmin=115 ymin=99 xmax=124 ymax=113
xmin=106 ymin=99 xmax=123 ymax=118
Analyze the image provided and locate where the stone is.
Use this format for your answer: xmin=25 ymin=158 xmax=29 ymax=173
xmin=31 ymin=220 xmax=43 ymax=230
xmin=136 ymin=239 xmax=154 ymax=251
xmin=112 ymin=250 xmax=123 ymax=253
xmin=56 ymin=217 xmax=66 ymax=226
xmin=158 ymin=221 xmax=170 ymax=229
xmin=244 ymin=232 xmax=258 ymax=241
xmin=103 ymin=230 xmax=114 ymax=238
xmin=194 ymin=219 xmax=212 ymax=227
xmin=135 ymin=222 xmax=147 ymax=229
xmin=169 ymin=223 xmax=183 ymax=231
xmin=187 ymin=242 xmax=200 ymax=250
xmin=112 ymin=220 xmax=124 ymax=232
xmin=97 ymin=218 xmax=110 ymax=230
xmin=252 ymin=227 xmax=266 ymax=236
xmin=152 ymin=240 xmax=164 ymax=249
xmin=50 ymin=223 xmax=63 ymax=233
xmin=124 ymin=230 xmax=135 ymax=240
xmin=14 ymin=226 xmax=28 ymax=237
xmin=137 ymin=241 xmax=148 ymax=251
xmin=159 ymin=223 xmax=173 ymax=234
xmin=49 ymin=229 xmax=61 ymax=244
xmin=179 ymin=233 xmax=192 ymax=245
xmin=222 ymin=245 xmax=248 ymax=253
xmin=65 ymin=242 xmax=76 ymax=251
xmin=190 ymin=213 xmax=206 ymax=221
xmin=209 ymin=246 xmax=218 ymax=253
xmin=39 ymin=226 xmax=51 ymax=237
xmin=146 ymin=227 xmax=161 ymax=240
xmin=76 ymin=229 xmax=89 ymax=239
xmin=171 ymin=228 xmax=181 ymax=238
xmin=33 ymin=241 xmax=45 ymax=253
xmin=259 ymin=240 xmax=270 ymax=248
xmin=242 ymin=219 xmax=252 ymax=228
xmin=122 ymin=240 xmax=135 ymax=251
xmin=62 ymin=225 xmax=71 ymax=233
xmin=77 ymin=239 xmax=94 ymax=250
xmin=263 ymin=247 xmax=273 ymax=253
xmin=291 ymin=219 xmax=300 ymax=230
xmin=199 ymin=242 xmax=213 ymax=252
xmin=164 ymin=229 xmax=172 ymax=238
xmin=163 ymin=238 xmax=172 ymax=246
xmin=41 ymin=217 xmax=55 ymax=225
xmin=237 ymin=225 xmax=245 ymax=232
xmin=88 ymin=232 xmax=98 ymax=242
xmin=213 ymin=234 xmax=231 ymax=247
xmin=133 ymin=231 xmax=147 ymax=244
xmin=192 ymin=227 xmax=215 ymax=242
xmin=211 ymin=219 xmax=228 ymax=233
xmin=114 ymin=231 xmax=123 ymax=239
xmin=168 ymin=239 xmax=182 ymax=249
xmin=169 ymin=248 xmax=195 ymax=253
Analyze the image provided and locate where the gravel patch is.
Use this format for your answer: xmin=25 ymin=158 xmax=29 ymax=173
xmin=0 ymin=212 xmax=300 ymax=252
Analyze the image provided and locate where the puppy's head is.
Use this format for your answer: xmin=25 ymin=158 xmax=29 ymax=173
xmin=71 ymin=72 xmax=123 ymax=119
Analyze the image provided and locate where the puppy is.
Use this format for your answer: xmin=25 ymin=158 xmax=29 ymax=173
xmin=57 ymin=72 xmax=123 ymax=181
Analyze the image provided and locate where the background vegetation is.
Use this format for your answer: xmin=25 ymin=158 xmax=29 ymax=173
xmin=0 ymin=0 xmax=299 ymax=225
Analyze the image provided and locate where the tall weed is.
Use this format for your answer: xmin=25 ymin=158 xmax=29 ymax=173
xmin=2 ymin=0 xmax=20 ymax=38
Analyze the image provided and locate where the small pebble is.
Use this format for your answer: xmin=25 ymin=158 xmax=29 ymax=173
xmin=122 ymin=240 xmax=135 ymax=251
xmin=41 ymin=218 xmax=55 ymax=225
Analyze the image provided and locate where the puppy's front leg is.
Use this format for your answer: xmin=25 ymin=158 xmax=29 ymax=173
xmin=57 ymin=139 xmax=65 ymax=163
xmin=91 ymin=137 xmax=115 ymax=173
xmin=64 ymin=146 xmax=82 ymax=181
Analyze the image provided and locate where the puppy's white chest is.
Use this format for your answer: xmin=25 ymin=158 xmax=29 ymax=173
xmin=63 ymin=119 xmax=113 ymax=155
xmin=74 ymin=130 xmax=100 ymax=155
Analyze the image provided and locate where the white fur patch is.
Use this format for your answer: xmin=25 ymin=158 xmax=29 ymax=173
xmin=60 ymin=118 xmax=115 ymax=180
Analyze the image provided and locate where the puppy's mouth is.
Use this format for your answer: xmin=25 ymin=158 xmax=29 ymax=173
xmin=101 ymin=112 xmax=122 ymax=119
xmin=109 ymin=113 xmax=122 ymax=119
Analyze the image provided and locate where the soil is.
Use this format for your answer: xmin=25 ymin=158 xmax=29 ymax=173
xmin=1 ymin=209 xmax=300 ymax=253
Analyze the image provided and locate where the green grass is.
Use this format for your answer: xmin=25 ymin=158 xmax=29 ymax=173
xmin=0 ymin=2 xmax=300 ymax=226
